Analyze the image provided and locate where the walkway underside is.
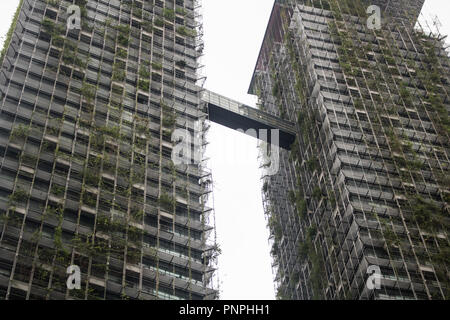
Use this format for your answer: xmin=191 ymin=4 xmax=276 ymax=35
xmin=202 ymin=90 xmax=296 ymax=150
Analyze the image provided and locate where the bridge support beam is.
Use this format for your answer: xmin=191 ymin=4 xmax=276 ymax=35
xmin=202 ymin=90 xmax=296 ymax=150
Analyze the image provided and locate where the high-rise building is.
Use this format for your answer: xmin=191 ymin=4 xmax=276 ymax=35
xmin=249 ymin=0 xmax=449 ymax=300
xmin=1 ymin=0 xmax=449 ymax=302
xmin=0 ymin=0 xmax=218 ymax=300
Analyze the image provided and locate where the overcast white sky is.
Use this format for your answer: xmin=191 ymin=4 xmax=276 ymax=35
xmin=202 ymin=0 xmax=450 ymax=301
xmin=203 ymin=0 xmax=276 ymax=300
xmin=0 ymin=0 xmax=449 ymax=301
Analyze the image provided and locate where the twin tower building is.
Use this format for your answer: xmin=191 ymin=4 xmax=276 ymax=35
xmin=0 ymin=0 xmax=448 ymax=300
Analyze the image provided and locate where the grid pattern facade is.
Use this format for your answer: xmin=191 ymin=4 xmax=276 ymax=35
xmin=252 ymin=0 xmax=449 ymax=300
xmin=0 ymin=0 xmax=218 ymax=300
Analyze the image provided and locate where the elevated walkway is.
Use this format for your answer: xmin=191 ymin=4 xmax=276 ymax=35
xmin=201 ymin=90 xmax=296 ymax=150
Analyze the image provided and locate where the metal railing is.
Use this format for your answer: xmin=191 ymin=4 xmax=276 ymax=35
xmin=201 ymin=89 xmax=296 ymax=135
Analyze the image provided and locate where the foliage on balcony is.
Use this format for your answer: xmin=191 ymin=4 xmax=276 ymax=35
xmin=381 ymin=220 xmax=400 ymax=247
xmin=163 ymin=8 xmax=175 ymax=21
xmin=175 ymin=8 xmax=188 ymax=16
xmin=83 ymin=169 xmax=100 ymax=186
xmin=62 ymin=49 xmax=86 ymax=69
xmin=128 ymin=226 xmax=143 ymax=243
xmin=21 ymin=153 xmax=38 ymax=167
xmin=139 ymin=66 xmax=150 ymax=78
xmin=116 ymin=47 xmax=127 ymax=59
xmin=268 ymin=214 xmax=282 ymax=242
xmin=162 ymin=112 xmax=177 ymax=128
xmin=176 ymin=26 xmax=196 ymax=37
xmin=8 ymin=188 xmax=29 ymax=205
xmin=152 ymin=62 xmax=163 ymax=70
xmin=306 ymin=157 xmax=319 ymax=172
xmin=154 ymin=18 xmax=164 ymax=28
xmin=51 ymin=184 xmax=65 ymax=197
xmin=142 ymin=21 xmax=153 ymax=33
xmin=112 ymin=60 xmax=126 ymax=81
xmin=132 ymin=7 xmax=142 ymax=19
xmin=54 ymin=225 xmax=64 ymax=250
xmin=130 ymin=206 xmax=144 ymax=222
xmin=10 ymin=124 xmax=30 ymax=141
xmin=412 ymin=196 xmax=442 ymax=231
xmin=98 ymin=125 xmax=121 ymax=139
xmin=312 ymin=186 xmax=323 ymax=200
xmin=138 ymin=79 xmax=150 ymax=91
xmin=296 ymin=223 xmax=326 ymax=299
xmin=117 ymin=25 xmax=130 ymax=47
xmin=81 ymin=83 xmax=96 ymax=101
xmin=159 ymin=193 xmax=175 ymax=212
xmin=45 ymin=204 xmax=62 ymax=219
xmin=82 ymin=192 xmax=97 ymax=207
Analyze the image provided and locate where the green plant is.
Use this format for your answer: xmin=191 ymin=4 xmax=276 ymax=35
xmin=54 ymin=226 xmax=63 ymax=249
xmin=298 ymin=241 xmax=310 ymax=261
xmin=272 ymin=80 xmax=281 ymax=98
xmin=152 ymin=62 xmax=162 ymax=70
xmin=118 ymin=34 xmax=129 ymax=47
xmin=45 ymin=205 xmax=61 ymax=218
xmin=268 ymin=214 xmax=282 ymax=241
xmin=99 ymin=126 xmax=120 ymax=139
xmin=112 ymin=84 xmax=124 ymax=95
xmin=163 ymin=8 xmax=175 ymax=21
xmin=162 ymin=112 xmax=177 ymax=128
xmin=8 ymin=188 xmax=29 ymax=205
xmin=131 ymin=207 xmax=144 ymax=221
xmin=133 ymin=7 xmax=142 ymax=18
xmin=159 ymin=193 xmax=175 ymax=212
xmin=62 ymin=47 xmax=85 ymax=68
xmin=306 ymin=157 xmax=319 ymax=172
xmin=116 ymin=47 xmax=127 ymax=58
xmin=296 ymin=198 xmax=307 ymax=219
xmin=51 ymin=184 xmax=65 ymax=197
xmin=128 ymin=226 xmax=143 ymax=243
xmin=412 ymin=195 xmax=441 ymax=231
xmin=52 ymin=35 xmax=65 ymax=47
xmin=138 ymin=79 xmax=150 ymax=91
xmin=112 ymin=68 xmax=126 ymax=82
xmin=10 ymin=124 xmax=30 ymax=141
xmin=176 ymin=26 xmax=196 ymax=37
xmin=134 ymin=137 xmax=147 ymax=150
xmin=142 ymin=21 xmax=152 ymax=33
xmin=139 ymin=66 xmax=150 ymax=78
xmin=46 ymin=0 xmax=59 ymax=7
xmin=83 ymin=169 xmax=100 ymax=186
xmin=312 ymin=186 xmax=323 ymax=200
xmin=21 ymin=153 xmax=37 ymax=167
xmin=81 ymin=83 xmax=96 ymax=101
xmin=175 ymin=8 xmax=187 ymax=16
xmin=42 ymin=18 xmax=56 ymax=35
xmin=353 ymin=97 xmax=363 ymax=110
xmin=82 ymin=192 xmax=97 ymax=207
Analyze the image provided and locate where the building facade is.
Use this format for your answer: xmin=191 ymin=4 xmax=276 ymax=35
xmin=250 ymin=0 xmax=449 ymax=300
xmin=0 ymin=0 xmax=218 ymax=300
